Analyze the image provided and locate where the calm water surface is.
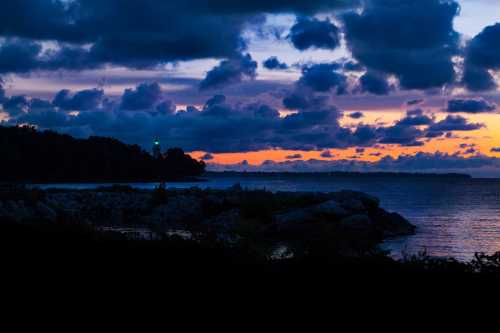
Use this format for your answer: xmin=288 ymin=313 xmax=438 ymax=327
xmin=37 ymin=175 xmax=500 ymax=261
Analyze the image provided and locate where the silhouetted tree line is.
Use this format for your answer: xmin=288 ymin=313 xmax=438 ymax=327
xmin=0 ymin=126 xmax=205 ymax=182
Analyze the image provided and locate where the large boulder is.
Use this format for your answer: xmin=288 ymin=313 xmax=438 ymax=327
xmin=330 ymin=190 xmax=380 ymax=211
xmin=339 ymin=214 xmax=374 ymax=233
xmin=201 ymin=209 xmax=243 ymax=245
xmin=34 ymin=202 xmax=57 ymax=222
xmin=152 ymin=195 xmax=203 ymax=227
xmin=202 ymin=209 xmax=241 ymax=233
xmin=369 ymin=208 xmax=416 ymax=237
xmin=1 ymin=200 xmax=34 ymax=220
xmin=310 ymin=200 xmax=349 ymax=218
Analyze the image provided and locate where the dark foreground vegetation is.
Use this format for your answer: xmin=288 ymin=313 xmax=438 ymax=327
xmin=1 ymin=184 xmax=499 ymax=289
xmin=0 ymin=125 xmax=205 ymax=182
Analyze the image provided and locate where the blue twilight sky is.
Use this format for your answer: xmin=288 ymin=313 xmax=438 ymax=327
xmin=2 ymin=0 xmax=500 ymax=176
xmin=4 ymin=0 xmax=500 ymax=99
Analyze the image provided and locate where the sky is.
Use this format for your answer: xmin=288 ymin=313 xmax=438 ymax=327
xmin=1 ymin=0 xmax=500 ymax=176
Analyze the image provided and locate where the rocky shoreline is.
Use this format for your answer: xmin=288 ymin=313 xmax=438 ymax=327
xmin=0 ymin=184 xmax=415 ymax=258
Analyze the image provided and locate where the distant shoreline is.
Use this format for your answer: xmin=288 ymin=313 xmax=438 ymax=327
xmin=7 ymin=171 xmax=474 ymax=186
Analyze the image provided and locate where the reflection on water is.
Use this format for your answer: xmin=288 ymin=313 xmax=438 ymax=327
xmin=36 ymin=175 xmax=500 ymax=261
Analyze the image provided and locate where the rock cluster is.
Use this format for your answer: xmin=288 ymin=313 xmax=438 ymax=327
xmin=0 ymin=185 xmax=415 ymax=255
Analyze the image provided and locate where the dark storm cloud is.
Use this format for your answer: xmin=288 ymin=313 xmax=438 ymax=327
xmin=463 ymin=23 xmax=500 ymax=91
xmin=0 ymin=39 xmax=103 ymax=74
xmin=348 ymin=111 xmax=364 ymax=119
xmin=0 ymin=39 xmax=42 ymax=74
xmin=289 ymin=16 xmax=341 ymax=51
xmin=282 ymin=89 xmax=332 ymax=111
xmin=263 ymin=57 xmax=288 ymax=70
xmin=120 ymin=83 xmax=162 ymax=110
xmin=200 ymin=153 xmax=214 ymax=161
xmin=298 ymin=63 xmax=347 ymax=93
xmin=155 ymin=100 xmax=176 ymax=115
xmin=447 ymin=98 xmax=497 ymax=113
xmin=343 ymin=61 xmax=364 ymax=72
xmin=30 ymin=98 xmax=53 ymax=110
xmin=320 ymin=150 xmax=333 ymax=158
xmin=407 ymin=99 xmax=424 ymax=106
xmin=0 ymin=0 xmax=359 ymax=75
xmin=377 ymin=123 xmax=424 ymax=146
xmin=200 ymin=54 xmax=257 ymax=90
xmin=3 ymin=81 xmax=488 ymax=155
xmin=396 ymin=109 xmax=434 ymax=126
xmin=428 ymin=115 xmax=484 ymax=132
xmin=2 ymin=95 xmax=30 ymax=116
xmin=358 ymin=71 xmax=391 ymax=95
xmin=491 ymin=147 xmax=500 ymax=153
xmin=286 ymin=154 xmax=303 ymax=159
xmin=343 ymin=0 xmax=460 ymax=90
xmin=14 ymin=108 xmax=70 ymax=128
xmin=53 ymin=88 xmax=104 ymax=111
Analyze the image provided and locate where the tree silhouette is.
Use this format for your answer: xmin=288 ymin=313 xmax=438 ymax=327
xmin=0 ymin=125 xmax=205 ymax=182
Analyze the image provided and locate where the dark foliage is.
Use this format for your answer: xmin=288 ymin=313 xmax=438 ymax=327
xmin=2 ymin=216 xmax=499 ymax=289
xmin=0 ymin=125 xmax=205 ymax=182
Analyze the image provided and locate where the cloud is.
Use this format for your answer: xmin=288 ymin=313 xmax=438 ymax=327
xmin=298 ymin=63 xmax=347 ymax=93
xmin=355 ymin=148 xmax=365 ymax=154
xmin=53 ymin=88 xmax=104 ymax=111
xmin=200 ymin=153 xmax=214 ymax=161
xmin=428 ymin=115 xmax=484 ymax=132
xmin=0 ymin=39 xmax=42 ymax=74
xmin=289 ymin=16 xmax=341 ymax=51
xmin=348 ymin=111 xmax=364 ymax=119
xmin=155 ymin=100 xmax=176 ymax=115
xmin=2 ymin=95 xmax=29 ymax=116
xmin=200 ymin=53 xmax=257 ymax=90
xmin=358 ymin=71 xmax=391 ymax=95
xmin=447 ymin=98 xmax=497 ymax=113
xmin=396 ymin=109 xmax=434 ymax=126
xmin=3 ymin=82 xmax=490 ymax=156
xmin=262 ymin=56 xmax=288 ymax=70
xmin=320 ymin=150 xmax=333 ymax=158
xmin=120 ymin=83 xmax=162 ymax=110
xmin=343 ymin=61 xmax=364 ymax=72
xmin=463 ymin=23 xmax=500 ymax=91
xmin=459 ymin=143 xmax=475 ymax=149
xmin=343 ymin=0 xmax=460 ymax=90
xmin=407 ymin=99 xmax=424 ymax=106
xmin=378 ymin=123 xmax=424 ymax=146
xmin=286 ymin=153 xmax=303 ymax=159
xmin=0 ymin=1 xmax=360 ymax=75
xmin=491 ymin=147 xmax=500 ymax=153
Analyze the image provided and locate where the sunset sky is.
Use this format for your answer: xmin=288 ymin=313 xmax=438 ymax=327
xmin=2 ymin=0 xmax=500 ymax=176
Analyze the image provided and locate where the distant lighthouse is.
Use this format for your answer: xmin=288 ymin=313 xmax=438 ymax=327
xmin=152 ymin=138 xmax=162 ymax=159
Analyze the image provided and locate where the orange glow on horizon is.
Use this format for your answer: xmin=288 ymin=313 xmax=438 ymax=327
xmin=190 ymin=111 xmax=500 ymax=165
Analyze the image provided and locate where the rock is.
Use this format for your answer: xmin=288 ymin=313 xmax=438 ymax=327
xmin=339 ymin=214 xmax=374 ymax=233
xmin=35 ymin=202 xmax=57 ymax=221
xmin=229 ymin=183 xmax=243 ymax=192
xmin=369 ymin=208 xmax=416 ymax=237
xmin=152 ymin=195 xmax=202 ymax=227
xmin=204 ymin=194 xmax=225 ymax=207
xmin=202 ymin=209 xmax=241 ymax=233
xmin=266 ymin=208 xmax=321 ymax=237
xmin=201 ymin=209 xmax=243 ymax=245
xmin=311 ymin=200 xmax=349 ymax=218
xmin=3 ymin=200 xmax=33 ymax=220
xmin=331 ymin=190 xmax=380 ymax=211
xmin=274 ymin=208 xmax=315 ymax=225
